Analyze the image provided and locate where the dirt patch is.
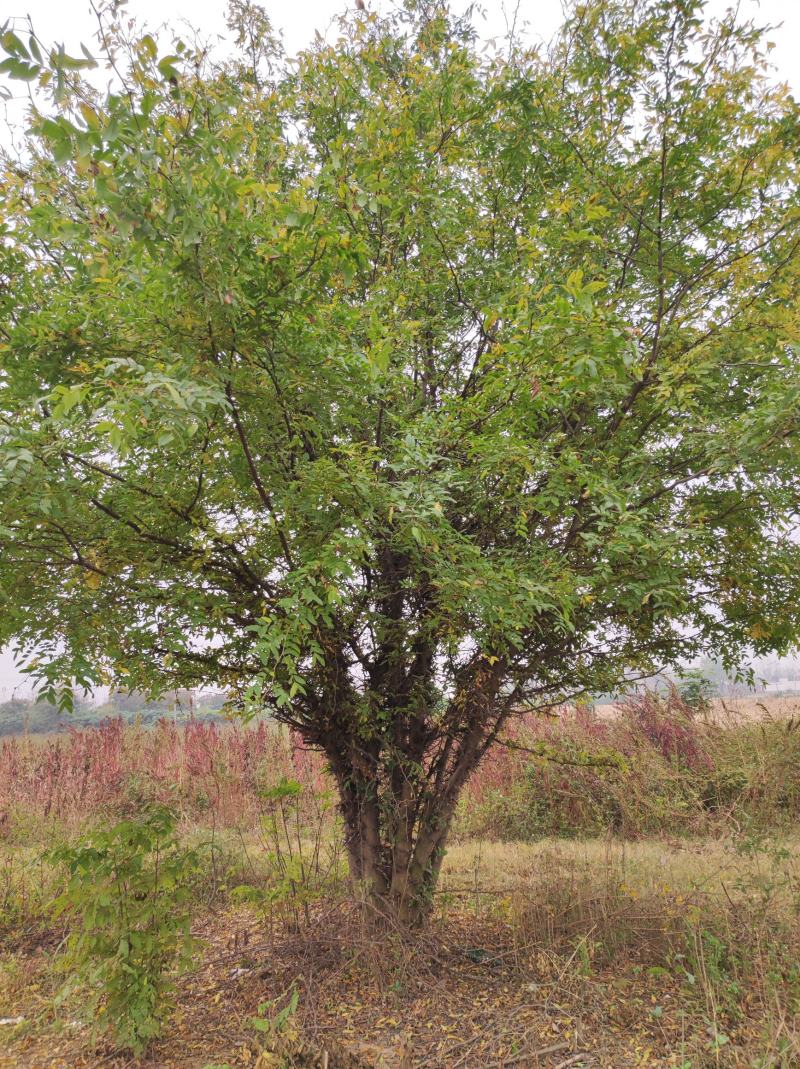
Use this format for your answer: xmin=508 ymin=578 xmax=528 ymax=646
xmin=1 ymin=899 xmax=789 ymax=1069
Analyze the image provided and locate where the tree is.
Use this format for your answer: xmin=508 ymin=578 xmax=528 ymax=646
xmin=675 ymin=668 xmax=716 ymax=711
xmin=109 ymin=688 xmax=193 ymax=715
xmin=1 ymin=0 xmax=800 ymax=923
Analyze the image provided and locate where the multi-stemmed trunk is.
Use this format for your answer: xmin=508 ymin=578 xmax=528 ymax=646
xmin=319 ymin=667 xmax=507 ymax=927
xmin=332 ymin=767 xmax=459 ymax=926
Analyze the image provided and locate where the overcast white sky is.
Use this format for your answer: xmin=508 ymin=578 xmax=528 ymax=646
xmin=1 ymin=0 xmax=798 ymax=693
xmin=2 ymin=0 xmax=798 ymax=113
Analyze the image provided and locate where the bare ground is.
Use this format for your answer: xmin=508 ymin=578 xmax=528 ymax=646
xmin=2 ymin=838 xmax=798 ymax=1069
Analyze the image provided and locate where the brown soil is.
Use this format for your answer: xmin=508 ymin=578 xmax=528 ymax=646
xmin=0 ymin=900 xmax=782 ymax=1069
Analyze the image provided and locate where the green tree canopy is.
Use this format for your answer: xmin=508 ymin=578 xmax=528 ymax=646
xmin=2 ymin=0 xmax=800 ymax=921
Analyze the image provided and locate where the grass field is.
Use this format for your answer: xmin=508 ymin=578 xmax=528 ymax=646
xmin=1 ymin=693 xmax=799 ymax=1068
xmin=595 ymin=693 xmax=800 ymax=724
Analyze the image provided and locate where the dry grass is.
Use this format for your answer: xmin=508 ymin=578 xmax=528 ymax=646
xmin=3 ymin=829 xmax=800 ymax=1067
xmin=2 ymin=701 xmax=800 ymax=1067
xmin=594 ymin=693 xmax=800 ymax=723
xmin=441 ymin=835 xmax=800 ymax=896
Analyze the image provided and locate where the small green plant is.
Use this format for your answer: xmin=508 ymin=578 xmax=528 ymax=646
xmin=676 ymin=669 xmax=717 ymax=711
xmin=251 ymin=986 xmax=300 ymax=1038
xmin=250 ymin=987 xmax=302 ymax=1068
xmin=253 ymin=776 xmax=343 ymax=929
xmin=48 ymin=805 xmax=199 ymax=1054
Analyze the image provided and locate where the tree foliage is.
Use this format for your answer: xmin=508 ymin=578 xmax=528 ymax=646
xmin=2 ymin=0 xmax=800 ymax=919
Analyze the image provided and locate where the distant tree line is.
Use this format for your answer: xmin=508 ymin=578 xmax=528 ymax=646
xmin=0 ymin=689 xmax=230 ymax=736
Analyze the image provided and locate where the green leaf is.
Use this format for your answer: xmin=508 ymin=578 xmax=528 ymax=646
xmin=157 ymin=55 xmax=180 ymax=81
xmin=0 ymin=31 xmax=28 ymax=58
xmin=0 ymin=56 xmax=39 ymax=80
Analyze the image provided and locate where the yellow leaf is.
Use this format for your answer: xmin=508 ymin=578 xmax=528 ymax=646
xmin=79 ymin=102 xmax=100 ymax=129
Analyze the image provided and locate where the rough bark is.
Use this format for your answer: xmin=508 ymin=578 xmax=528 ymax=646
xmin=319 ymin=661 xmax=507 ymax=926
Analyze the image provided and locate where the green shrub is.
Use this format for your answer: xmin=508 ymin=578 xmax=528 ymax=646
xmin=48 ymin=805 xmax=199 ymax=1054
xmin=457 ymin=699 xmax=800 ymax=843
xmin=676 ymin=669 xmax=717 ymax=711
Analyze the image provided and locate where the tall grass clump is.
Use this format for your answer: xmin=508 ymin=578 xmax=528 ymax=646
xmin=457 ymin=691 xmax=800 ymax=841
xmin=2 ymin=693 xmax=799 ymax=851
xmin=0 ymin=718 xmax=326 ymax=837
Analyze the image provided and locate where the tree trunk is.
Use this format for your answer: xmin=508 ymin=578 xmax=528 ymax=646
xmin=318 ymin=659 xmax=507 ymax=927
xmin=327 ymin=747 xmax=469 ymax=927
xmin=336 ymin=795 xmax=455 ymax=927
